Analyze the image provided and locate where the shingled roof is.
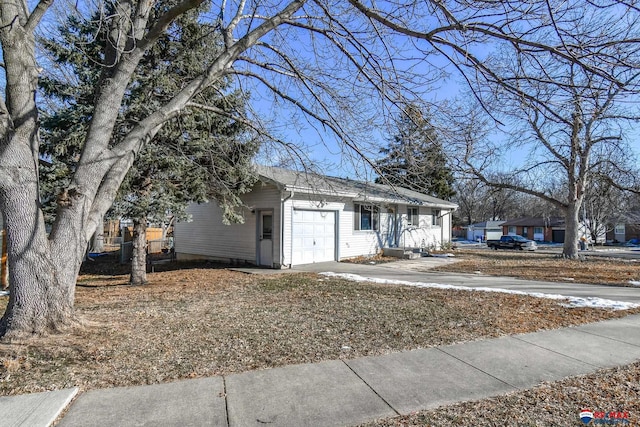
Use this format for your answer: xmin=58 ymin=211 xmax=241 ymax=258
xmin=501 ymin=217 xmax=565 ymax=227
xmin=256 ymin=166 xmax=458 ymax=209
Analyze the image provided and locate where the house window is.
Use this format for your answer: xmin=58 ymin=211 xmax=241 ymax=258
xmin=615 ymin=224 xmax=625 ymax=235
xmin=432 ymin=209 xmax=441 ymax=226
xmin=407 ymin=207 xmax=419 ymax=226
xmin=508 ymin=226 xmax=516 ymax=235
xmin=534 ymin=227 xmax=543 ymax=234
xmin=354 ymin=204 xmax=379 ymax=231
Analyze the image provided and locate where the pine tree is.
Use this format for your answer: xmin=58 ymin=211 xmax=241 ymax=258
xmin=375 ymin=105 xmax=455 ymax=200
xmin=39 ymin=5 xmax=259 ymax=284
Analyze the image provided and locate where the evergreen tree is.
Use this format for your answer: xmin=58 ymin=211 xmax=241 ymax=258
xmin=375 ymin=105 xmax=455 ymax=200
xmin=39 ymin=4 xmax=259 ymax=284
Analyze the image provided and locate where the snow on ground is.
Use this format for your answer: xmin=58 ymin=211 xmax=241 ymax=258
xmin=430 ymin=253 xmax=456 ymax=258
xmin=630 ymin=281 xmax=640 ymax=287
xmin=321 ymin=272 xmax=640 ymax=311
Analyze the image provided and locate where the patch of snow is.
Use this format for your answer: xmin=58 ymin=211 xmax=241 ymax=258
xmin=431 ymin=253 xmax=455 ymax=258
xmin=453 ymin=240 xmax=482 ymax=245
xmin=320 ymin=272 xmax=639 ymax=311
xmin=629 ymin=281 xmax=640 ymax=287
xmin=0 ymin=291 xmax=8 ymax=297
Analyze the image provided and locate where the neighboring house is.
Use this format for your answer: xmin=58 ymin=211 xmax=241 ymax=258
xmin=465 ymin=221 xmax=505 ymax=242
xmin=606 ymin=220 xmax=640 ymax=243
xmin=501 ymin=217 xmax=565 ymax=242
xmin=578 ymin=219 xmax=607 ymax=245
xmin=174 ymin=166 xmax=458 ymax=268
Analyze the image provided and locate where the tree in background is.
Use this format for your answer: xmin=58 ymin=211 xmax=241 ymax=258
xmin=113 ymin=107 xmax=259 ymax=285
xmin=376 ymin=106 xmax=455 ymax=200
xmin=452 ymin=179 xmax=484 ymax=226
xmin=452 ymin=55 xmax=640 ymax=257
xmin=582 ymin=169 xmax=629 ymax=244
xmin=40 ymin=7 xmax=259 ymax=285
xmin=452 ymin=177 xmax=561 ymax=227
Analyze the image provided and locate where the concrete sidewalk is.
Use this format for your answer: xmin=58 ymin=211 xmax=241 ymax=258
xmin=3 ymin=314 xmax=640 ymax=427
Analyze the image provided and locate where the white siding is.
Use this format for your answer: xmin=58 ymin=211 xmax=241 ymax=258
xmin=338 ymin=203 xmax=382 ymax=259
xmin=177 ymin=183 xmax=456 ymax=266
xmin=394 ymin=207 xmax=444 ymax=249
xmin=486 ymin=229 xmax=503 ymax=241
xmin=336 ymin=203 xmax=454 ymax=260
xmin=174 ymin=184 xmax=282 ymax=265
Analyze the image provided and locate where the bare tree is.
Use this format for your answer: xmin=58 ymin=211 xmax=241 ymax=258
xmin=448 ymin=19 xmax=640 ymax=257
xmin=1 ymin=0 xmax=640 ymax=338
xmin=452 ymin=179 xmax=484 ymax=226
xmin=453 ymin=175 xmax=563 ymax=227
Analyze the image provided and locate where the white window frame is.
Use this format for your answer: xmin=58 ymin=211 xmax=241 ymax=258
xmin=407 ymin=207 xmax=419 ymax=226
xmin=508 ymin=226 xmax=517 ymax=235
xmin=615 ymin=224 xmax=625 ymax=235
xmin=534 ymin=227 xmax=543 ymax=234
xmin=354 ymin=203 xmax=379 ymax=231
xmin=432 ymin=209 xmax=441 ymax=226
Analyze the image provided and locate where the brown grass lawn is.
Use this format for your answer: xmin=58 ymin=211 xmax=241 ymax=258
xmin=432 ymin=248 xmax=640 ymax=286
xmin=0 ymin=252 xmax=639 ymax=426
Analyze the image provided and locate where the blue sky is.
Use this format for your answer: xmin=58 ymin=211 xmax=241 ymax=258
xmin=13 ymin=0 xmax=640 ymax=184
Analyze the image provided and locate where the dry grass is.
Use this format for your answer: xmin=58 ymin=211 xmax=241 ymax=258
xmin=358 ymin=249 xmax=640 ymax=427
xmin=433 ymin=249 xmax=640 ymax=286
xmin=360 ymin=361 xmax=640 ymax=426
xmin=0 ymin=255 xmax=638 ymax=397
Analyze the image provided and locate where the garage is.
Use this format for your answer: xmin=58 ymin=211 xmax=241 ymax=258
xmin=552 ymin=229 xmax=565 ymax=243
xmin=291 ymin=209 xmax=336 ymax=265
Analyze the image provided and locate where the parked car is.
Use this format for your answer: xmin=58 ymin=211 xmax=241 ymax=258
xmin=487 ymin=235 xmax=537 ymax=251
xmin=625 ymin=238 xmax=640 ymax=247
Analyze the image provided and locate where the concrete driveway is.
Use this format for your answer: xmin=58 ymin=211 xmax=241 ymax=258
xmin=292 ymin=257 xmax=640 ymax=305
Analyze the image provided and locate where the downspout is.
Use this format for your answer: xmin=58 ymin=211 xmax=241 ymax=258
xmin=439 ymin=209 xmax=454 ymax=249
xmin=281 ymin=189 xmax=294 ymax=268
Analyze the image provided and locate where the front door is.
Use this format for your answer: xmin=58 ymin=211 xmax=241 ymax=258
xmin=258 ymin=211 xmax=273 ymax=267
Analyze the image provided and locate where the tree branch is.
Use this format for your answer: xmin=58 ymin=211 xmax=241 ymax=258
xmin=25 ymin=0 xmax=53 ymax=33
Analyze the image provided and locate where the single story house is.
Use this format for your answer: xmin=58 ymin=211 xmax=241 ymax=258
xmin=607 ymin=220 xmax=640 ymax=243
xmin=174 ymin=166 xmax=458 ymax=268
xmin=465 ymin=221 xmax=505 ymax=242
xmin=501 ymin=217 xmax=565 ymax=242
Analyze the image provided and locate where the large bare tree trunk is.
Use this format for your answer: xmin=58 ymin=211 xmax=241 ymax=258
xmin=1 ymin=231 xmax=7 ymax=291
xmin=130 ymin=217 xmax=148 ymax=285
xmin=0 ymin=180 xmax=79 ymax=339
xmin=562 ymin=200 xmax=582 ymax=259
xmin=0 ymin=4 xmax=78 ymax=338
xmin=0 ymin=0 xmax=308 ymax=338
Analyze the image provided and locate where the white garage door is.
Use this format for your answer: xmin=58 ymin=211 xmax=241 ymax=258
xmin=292 ymin=209 xmax=336 ymax=265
